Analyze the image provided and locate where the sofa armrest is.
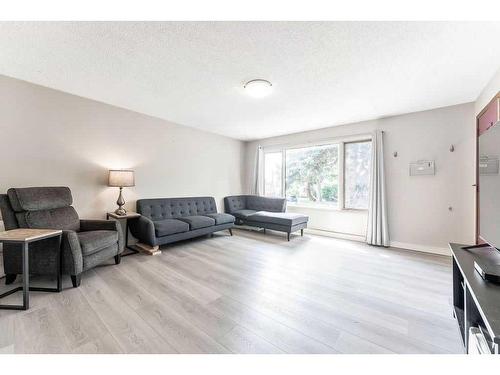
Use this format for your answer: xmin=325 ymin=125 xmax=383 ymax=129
xmin=129 ymin=216 xmax=156 ymax=247
xmin=266 ymin=197 xmax=286 ymax=212
xmin=62 ymin=230 xmax=83 ymax=276
xmin=265 ymin=197 xmax=286 ymax=212
xmin=280 ymin=199 xmax=287 ymax=212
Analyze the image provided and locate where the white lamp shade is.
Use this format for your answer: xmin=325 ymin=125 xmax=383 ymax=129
xmin=108 ymin=170 xmax=135 ymax=187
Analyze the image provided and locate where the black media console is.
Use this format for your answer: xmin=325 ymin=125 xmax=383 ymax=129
xmin=450 ymin=243 xmax=500 ymax=354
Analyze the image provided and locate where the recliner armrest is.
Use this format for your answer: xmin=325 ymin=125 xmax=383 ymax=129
xmin=79 ymin=219 xmax=124 ymax=254
xmin=129 ymin=216 xmax=156 ymax=247
xmin=62 ymin=230 xmax=83 ymax=276
xmin=80 ymin=219 xmax=119 ymax=232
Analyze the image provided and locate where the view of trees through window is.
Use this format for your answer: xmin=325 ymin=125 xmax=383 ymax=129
xmin=264 ymin=151 xmax=282 ymax=197
xmin=344 ymin=141 xmax=372 ymax=209
xmin=263 ymin=140 xmax=372 ymax=209
xmin=285 ymin=144 xmax=339 ymax=207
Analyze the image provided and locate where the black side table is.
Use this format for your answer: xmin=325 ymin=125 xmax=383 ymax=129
xmin=0 ymin=228 xmax=63 ymax=310
xmin=106 ymin=211 xmax=141 ymax=257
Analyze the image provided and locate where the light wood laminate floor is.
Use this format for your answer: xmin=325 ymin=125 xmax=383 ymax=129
xmin=0 ymin=230 xmax=463 ymax=354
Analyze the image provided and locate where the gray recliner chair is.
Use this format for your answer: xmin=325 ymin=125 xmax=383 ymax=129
xmin=0 ymin=187 xmax=124 ymax=288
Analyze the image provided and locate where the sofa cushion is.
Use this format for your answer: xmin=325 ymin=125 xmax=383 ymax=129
xmin=24 ymin=206 xmax=80 ymax=231
xmin=177 ymin=215 xmax=216 ymax=230
xmin=202 ymin=213 xmax=235 ymax=225
xmin=78 ymin=230 xmax=118 ymax=256
xmin=154 ymin=219 xmax=190 ymax=237
xmin=232 ymin=209 xmax=258 ymax=219
xmin=247 ymin=211 xmax=309 ymax=226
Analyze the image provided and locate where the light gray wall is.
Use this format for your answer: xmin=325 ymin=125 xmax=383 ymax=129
xmin=0 ymin=75 xmax=245 ymax=219
xmin=245 ymin=103 xmax=476 ymax=254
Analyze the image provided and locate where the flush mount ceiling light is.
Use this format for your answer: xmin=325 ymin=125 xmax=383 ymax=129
xmin=244 ymin=79 xmax=273 ymax=98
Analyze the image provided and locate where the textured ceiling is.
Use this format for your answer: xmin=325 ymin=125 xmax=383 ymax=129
xmin=0 ymin=22 xmax=499 ymax=140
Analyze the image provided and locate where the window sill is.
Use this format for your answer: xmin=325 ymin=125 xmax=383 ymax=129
xmin=287 ymin=204 xmax=368 ymax=213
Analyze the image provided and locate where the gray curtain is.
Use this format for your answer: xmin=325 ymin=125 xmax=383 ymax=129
xmin=252 ymin=145 xmax=263 ymax=196
xmin=366 ymin=130 xmax=389 ymax=246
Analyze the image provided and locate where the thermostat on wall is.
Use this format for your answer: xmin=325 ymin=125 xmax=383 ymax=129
xmin=409 ymin=160 xmax=435 ymax=176
xmin=479 ymin=155 xmax=499 ymax=175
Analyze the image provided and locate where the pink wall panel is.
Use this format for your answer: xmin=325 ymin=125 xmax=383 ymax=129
xmin=478 ymin=98 xmax=499 ymax=136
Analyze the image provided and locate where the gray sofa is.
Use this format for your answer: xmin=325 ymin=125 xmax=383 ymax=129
xmin=224 ymin=195 xmax=309 ymax=241
xmin=0 ymin=187 xmax=124 ymax=288
xmin=129 ymin=197 xmax=235 ymax=247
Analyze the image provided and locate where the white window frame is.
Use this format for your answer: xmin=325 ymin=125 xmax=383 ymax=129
xmin=262 ymin=134 xmax=372 ymax=211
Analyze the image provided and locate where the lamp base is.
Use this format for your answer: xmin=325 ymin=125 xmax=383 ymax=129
xmin=114 ymin=207 xmax=127 ymax=216
xmin=115 ymin=187 xmax=127 ymax=216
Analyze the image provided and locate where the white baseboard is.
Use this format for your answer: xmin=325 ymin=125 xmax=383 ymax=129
xmin=389 ymin=241 xmax=451 ymax=257
xmin=0 ymin=345 xmax=14 ymax=354
xmin=305 ymin=229 xmax=450 ymax=256
xmin=304 ymin=228 xmax=366 ymax=242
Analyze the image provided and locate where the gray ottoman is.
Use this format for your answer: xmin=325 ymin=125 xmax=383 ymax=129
xmin=245 ymin=211 xmax=309 ymax=241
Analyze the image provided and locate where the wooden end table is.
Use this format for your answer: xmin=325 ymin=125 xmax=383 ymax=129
xmin=106 ymin=212 xmax=141 ymax=257
xmin=0 ymin=228 xmax=63 ymax=310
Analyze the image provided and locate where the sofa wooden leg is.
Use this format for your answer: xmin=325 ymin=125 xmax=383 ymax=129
xmin=71 ymin=274 xmax=82 ymax=288
xmin=5 ymin=274 xmax=16 ymax=285
xmin=301 ymin=229 xmax=304 ymax=236
xmin=114 ymin=254 xmax=121 ymax=265
xmin=228 ymin=228 xmax=233 ymax=236
xmin=287 ymin=232 xmax=291 ymax=241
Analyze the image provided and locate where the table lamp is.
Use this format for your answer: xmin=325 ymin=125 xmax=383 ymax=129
xmin=108 ymin=170 xmax=135 ymax=215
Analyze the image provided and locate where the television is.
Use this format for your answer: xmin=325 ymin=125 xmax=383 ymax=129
xmin=479 ymin=121 xmax=500 ymax=249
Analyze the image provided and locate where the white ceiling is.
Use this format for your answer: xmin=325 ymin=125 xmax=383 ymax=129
xmin=0 ymin=22 xmax=499 ymax=141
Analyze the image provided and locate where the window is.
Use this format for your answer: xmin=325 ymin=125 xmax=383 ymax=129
xmin=263 ymin=138 xmax=372 ymax=210
xmin=344 ymin=141 xmax=372 ymax=209
xmin=285 ymin=144 xmax=339 ymax=207
xmin=264 ymin=151 xmax=283 ymax=197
